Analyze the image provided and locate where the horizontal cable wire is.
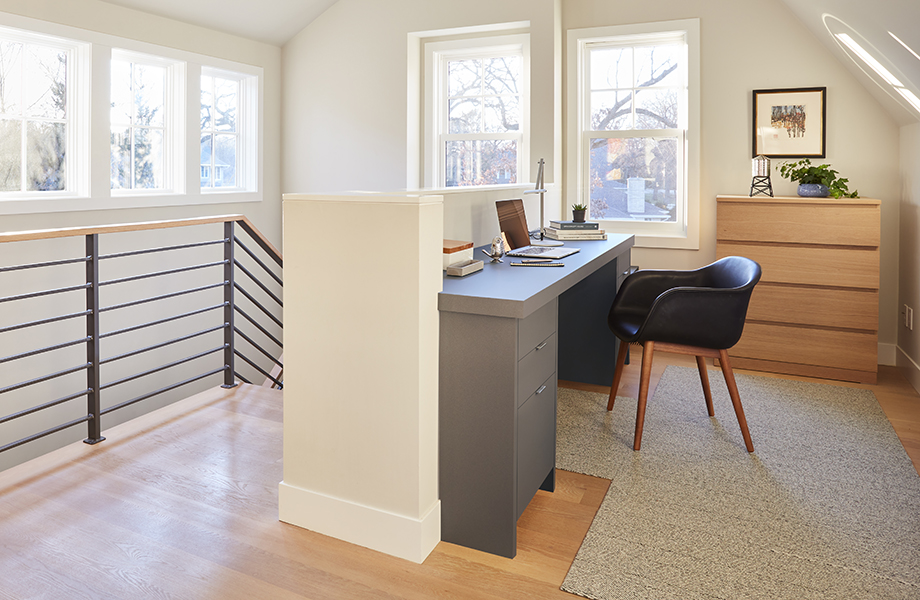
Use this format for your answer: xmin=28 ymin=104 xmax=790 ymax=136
xmin=0 ymin=337 xmax=90 ymax=365
xmin=101 ymin=324 xmax=226 ymax=365
xmin=234 ymin=349 xmax=282 ymax=389
xmin=0 ymin=283 xmax=91 ymax=305
xmin=99 ymin=238 xmax=227 ymax=261
xmin=99 ymin=281 xmax=226 ymax=314
xmin=100 ymin=345 xmax=226 ymax=391
xmin=0 ymin=363 xmax=91 ymax=396
xmin=234 ymin=283 xmax=282 ymax=329
xmin=0 ymin=256 xmax=89 ymax=274
xmin=234 ymin=326 xmax=282 ymax=368
xmin=0 ymin=389 xmax=91 ymax=425
xmin=101 ymin=367 xmax=225 ymax=416
xmin=0 ymin=310 xmax=90 ymax=336
xmin=99 ymin=260 xmax=227 ymax=287
xmin=100 ymin=303 xmax=226 ymax=339
xmin=236 ymin=220 xmax=282 ymax=267
xmin=0 ymin=415 xmax=92 ymax=454
xmin=233 ymin=371 xmax=252 ymax=385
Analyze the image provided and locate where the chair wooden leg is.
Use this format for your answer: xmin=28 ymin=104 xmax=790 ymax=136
xmin=695 ymin=355 xmax=715 ymax=417
xmin=634 ymin=341 xmax=655 ymax=451
xmin=607 ymin=339 xmax=630 ymax=411
xmin=718 ymin=349 xmax=754 ymax=452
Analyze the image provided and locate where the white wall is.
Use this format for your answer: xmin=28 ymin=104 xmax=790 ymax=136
xmin=899 ymin=123 xmax=920 ymax=392
xmin=282 ymin=0 xmax=902 ymax=357
xmin=0 ymin=0 xmax=283 ymax=471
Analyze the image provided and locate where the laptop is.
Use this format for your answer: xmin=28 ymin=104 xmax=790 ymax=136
xmin=496 ymin=199 xmax=581 ymax=259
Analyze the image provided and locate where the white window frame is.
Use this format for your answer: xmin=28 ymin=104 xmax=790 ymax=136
xmin=0 ymin=25 xmax=90 ymax=200
xmin=200 ymin=66 xmax=259 ymax=194
xmin=0 ymin=12 xmax=263 ymax=216
xmin=423 ymin=34 xmax=530 ymax=190
xmin=567 ymin=19 xmax=700 ymax=249
xmin=110 ymin=48 xmax=185 ymax=196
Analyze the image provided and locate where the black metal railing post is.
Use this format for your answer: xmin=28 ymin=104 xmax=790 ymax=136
xmin=84 ymin=234 xmax=105 ymax=444
xmin=222 ymin=221 xmax=237 ymax=388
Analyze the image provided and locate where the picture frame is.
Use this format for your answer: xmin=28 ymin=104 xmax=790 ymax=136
xmin=752 ymin=87 xmax=826 ymax=158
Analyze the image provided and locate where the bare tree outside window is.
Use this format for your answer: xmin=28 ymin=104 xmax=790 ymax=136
xmin=110 ymin=58 xmax=165 ymax=190
xmin=0 ymin=39 xmax=68 ymax=193
xmin=201 ymin=74 xmax=238 ymax=188
xmin=585 ymin=42 xmax=683 ymax=222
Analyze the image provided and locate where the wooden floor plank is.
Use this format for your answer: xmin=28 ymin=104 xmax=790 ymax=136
xmin=1 ymin=355 xmax=918 ymax=599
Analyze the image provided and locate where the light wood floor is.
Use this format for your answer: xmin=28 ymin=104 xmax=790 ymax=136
xmin=1 ymin=354 xmax=918 ymax=599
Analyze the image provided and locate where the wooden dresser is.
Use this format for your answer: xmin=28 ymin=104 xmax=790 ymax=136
xmin=716 ymin=195 xmax=880 ymax=384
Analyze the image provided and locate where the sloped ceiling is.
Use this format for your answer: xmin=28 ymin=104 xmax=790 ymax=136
xmin=97 ymin=0 xmax=338 ymax=46
xmin=778 ymin=0 xmax=920 ymax=125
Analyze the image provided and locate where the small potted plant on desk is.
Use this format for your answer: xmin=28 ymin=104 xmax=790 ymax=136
xmin=777 ymin=159 xmax=858 ymax=198
xmin=571 ymin=203 xmax=588 ymax=222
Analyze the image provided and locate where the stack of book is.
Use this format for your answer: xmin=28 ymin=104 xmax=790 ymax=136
xmin=544 ymin=220 xmax=607 ymax=241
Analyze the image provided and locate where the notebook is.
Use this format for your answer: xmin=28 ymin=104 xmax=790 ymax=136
xmin=495 ymin=199 xmax=581 ymax=259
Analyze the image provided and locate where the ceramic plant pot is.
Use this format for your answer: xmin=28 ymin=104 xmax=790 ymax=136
xmin=797 ymin=183 xmax=829 ymax=197
xmin=572 ymin=209 xmax=586 ymax=222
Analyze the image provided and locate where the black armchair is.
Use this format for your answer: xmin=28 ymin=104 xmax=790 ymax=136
xmin=606 ymin=256 xmax=762 ymax=452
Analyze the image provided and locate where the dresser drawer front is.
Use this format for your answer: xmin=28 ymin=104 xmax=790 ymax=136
xmin=518 ymin=298 xmax=557 ymax=361
xmin=731 ymin=322 xmax=877 ymax=372
xmin=518 ymin=333 xmax=556 ymax=407
xmin=717 ymin=201 xmax=880 ymax=246
xmin=516 ymin=373 xmax=556 ymax=519
xmin=748 ymin=284 xmax=878 ymax=331
xmin=717 ymin=243 xmax=879 ymax=289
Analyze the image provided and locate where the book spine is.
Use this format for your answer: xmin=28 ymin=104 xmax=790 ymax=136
xmin=545 ymin=231 xmax=607 ymax=240
xmin=548 ymin=221 xmax=599 ymax=230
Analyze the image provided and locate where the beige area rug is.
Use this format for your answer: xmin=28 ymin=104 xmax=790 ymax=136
xmin=557 ymin=366 xmax=920 ymax=600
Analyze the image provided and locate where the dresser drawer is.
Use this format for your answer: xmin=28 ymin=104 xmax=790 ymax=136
xmin=516 ymin=373 xmax=555 ymax=519
xmin=717 ymin=201 xmax=880 ymax=247
xmin=747 ymin=284 xmax=878 ymax=331
xmin=717 ymin=243 xmax=879 ymax=289
xmin=518 ymin=333 xmax=556 ymax=407
xmin=731 ymin=322 xmax=877 ymax=372
xmin=518 ymin=298 xmax=557 ymax=360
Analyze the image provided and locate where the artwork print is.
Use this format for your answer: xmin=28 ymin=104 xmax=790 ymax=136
xmin=752 ymin=87 xmax=826 ymax=158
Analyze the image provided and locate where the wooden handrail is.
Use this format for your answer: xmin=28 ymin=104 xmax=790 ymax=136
xmin=0 ymin=214 xmax=282 ymax=261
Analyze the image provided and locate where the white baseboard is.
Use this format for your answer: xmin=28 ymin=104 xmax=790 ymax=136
xmin=278 ymin=481 xmax=441 ymax=564
xmin=896 ymin=346 xmax=920 ymax=396
xmin=878 ymin=343 xmax=898 ymax=366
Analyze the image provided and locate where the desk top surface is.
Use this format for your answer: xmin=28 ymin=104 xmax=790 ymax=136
xmin=439 ymin=234 xmax=634 ymax=320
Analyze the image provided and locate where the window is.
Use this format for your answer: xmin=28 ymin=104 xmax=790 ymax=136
xmin=0 ymin=27 xmax=87 ymax=196
xmin=425 ymin=34 xmax=529 ymax=188
xmin=200 ymin=68 xmax=257 ymax=192
xmin=110 ymin=50 xmax=183 ymax=193
xmin=568 ymin=20 xmax=699 ymax=247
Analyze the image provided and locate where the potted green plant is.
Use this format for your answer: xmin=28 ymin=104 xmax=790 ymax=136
xmin=777 ymin=159 xmax=858 ymax=198
xmin=571 ymin=203 xmax=588 ymax=223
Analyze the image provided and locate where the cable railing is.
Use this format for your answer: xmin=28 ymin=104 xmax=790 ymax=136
xmin=0 ymin=215 xmax=282 ymax=458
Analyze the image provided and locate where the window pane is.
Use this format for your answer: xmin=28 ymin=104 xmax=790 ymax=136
xmin=0 ymin=41 xmax=23 ymax=115
xmin=635 ymin=88 xmax=678 ymax=129
xmin=24 ymin=45 xmax=66 ymax=119
xmin=590 ymin=47 xmax=632 ymax=90
xmin=110 ymin=127 xmax=131 ymax=189
xmin=134 ymin=63 xmax=164 ymax=127
xmin=110 ymin=59 xmax=132 ymax=125
xmin=590 ymin=90 xmax=632 ymax=130
xmin=214 ymin=134 xmax=236 ymax=187
xmin=26 ymin=121 xmax=65 ymax=191
xmin=0 ymin=120 xmax=22 ymax=191
xmin=200 ymin=75 xmax=213 ymax=131
xmin=448 ymin=59 xmax=480 ymax=97
xmin=635 ymin=45 xmax=681 ymax=88
xmin=483 ymin=56 xmax=520 ymax=95
xmin=445 ymin=139 xmax=516 ymax=187
xmin=448 ymin=97 xmax=481 ymax=134
xmin=214 ymin=77 xmax=238 ymax=132
xmin=484 ymin=96 xmax=519 ymax=133
xmin=133 ymin=128 xmax=162 ymax=189
xmin=588 ymin=137 xmax=677 ymax=223
xmin=200 ymin=133 xmax=212 ymax=187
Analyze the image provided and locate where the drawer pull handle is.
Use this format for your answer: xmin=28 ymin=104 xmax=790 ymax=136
xmin=535 ymin=341 xmax=547 ymax=351
xmin=536 ymin=385 xmax=547 ymax=395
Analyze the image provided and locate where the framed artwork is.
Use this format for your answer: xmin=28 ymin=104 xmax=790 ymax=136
xmin=752 ymin=87 xmax=826 ymax=158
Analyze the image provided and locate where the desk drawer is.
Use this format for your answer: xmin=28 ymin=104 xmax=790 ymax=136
xmin=516 ymin=373 xmax=555 ymax=519
xmin=518 ymin=298 xmax=557 ymax=361
xmin=518 ymin=332 xmax=556 ymax=407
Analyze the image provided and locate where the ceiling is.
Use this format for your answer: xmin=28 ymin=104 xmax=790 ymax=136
xmin=97 ymin=0 xmax=338 ymax=46
xmin=97 ymin=0 xmax=920 ymax=124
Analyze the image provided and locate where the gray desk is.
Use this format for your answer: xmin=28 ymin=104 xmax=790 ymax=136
xmin=438 ymin=234 xmax=634 ymax=557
